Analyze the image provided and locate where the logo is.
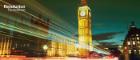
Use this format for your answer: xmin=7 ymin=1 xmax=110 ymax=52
xmin=4 ymin=5 xmax=26 ymax=11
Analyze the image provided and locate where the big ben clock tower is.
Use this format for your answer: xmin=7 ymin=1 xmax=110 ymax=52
xmin=78 ymin=0 xmax=93 ymax=57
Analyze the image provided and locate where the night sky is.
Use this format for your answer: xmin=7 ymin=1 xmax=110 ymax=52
xmin=36 ymin=0 xmax=140 ymax=46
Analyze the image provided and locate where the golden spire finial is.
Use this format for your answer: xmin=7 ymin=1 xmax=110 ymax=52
xmin=81 ymin=0 xmax=87 ymax=5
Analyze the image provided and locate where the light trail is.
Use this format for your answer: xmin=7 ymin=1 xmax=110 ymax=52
xmin=1 ymin=0 xmax=76 ymax=50
xmin=0 ymin=0 xmax=110 ymax=54
xmin=0 ymin=21 xmax=109 ymax=55
xmin=0 ymin=0 xmax=74 ymax=38
xmin=15 ymin=0 xmax=76 ymax=36
xmin=0 ymin=57 xmax=119 ymax=60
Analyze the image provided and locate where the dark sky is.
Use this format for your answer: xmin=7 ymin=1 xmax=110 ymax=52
xmin=38 ymin=0 xmax=140 ymax=45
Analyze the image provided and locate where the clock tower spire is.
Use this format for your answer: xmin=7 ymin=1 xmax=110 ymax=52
xmin=81 ymin=0 xmax=87 ymax=6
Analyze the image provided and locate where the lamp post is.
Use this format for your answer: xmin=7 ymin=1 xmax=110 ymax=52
xmin=43 ymin=45 xmax=48 ymax=56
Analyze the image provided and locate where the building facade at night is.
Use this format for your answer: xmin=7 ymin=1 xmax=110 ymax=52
xmin=123 ymin=22 xmax=140 ymax=58
xmin=78 ymin=0 xmax=93 ymax=57
xmin=0 ymin=0 xmax=50 ymax=56
xmin=0 ymin=15 xmax=49 ymax=57
xmin=47 ymin=36 xmax=77 ymax=57
xmin=0 ymin=0 xmax=78 ymax=57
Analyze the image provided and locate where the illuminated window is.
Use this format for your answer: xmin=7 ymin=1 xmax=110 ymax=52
xmin=79 ymin=36 xmax=84 ymax=42
xmin=132 ymin=38 xmax=135 ymax=40
xmin=137 ymin=37 xmax=140 ymax=40
xmin=79 ymin=20 xmax=85 ymax=28
xmin=118 ymin=45 xmax=122 ymax=48
xmin=127 ymin=41 xmax=130 ymax=45
xmin=133 ymin=41 xmax=135 ymax=45
xmin=15 ymin=43 xmax=18 ymax=48
xmin=138 ymin=41 xmax=140 ymax=44
xmin=136 ymin=34 xmax=139 ymax=36
xmin=134 ymin=50 xmax=136 ymax=53
xmin=23 ymin=44 xmax=25 ymax=47
xmin=139 ymin=50 xmax=140 ymax=54
xmin=129 ymin=50 xmax=131 ymax=54
xmin=27 ymin=44 xmax=30 ymax=47
xmin=124 ymin=47 xmax=127 ymax=50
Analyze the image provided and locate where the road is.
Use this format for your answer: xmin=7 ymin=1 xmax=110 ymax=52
xmin=0 ymin=56 xmax=118 ymax=60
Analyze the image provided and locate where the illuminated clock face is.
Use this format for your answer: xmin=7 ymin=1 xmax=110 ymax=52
xmin=80 ymin=11 xmax=86 ymax=16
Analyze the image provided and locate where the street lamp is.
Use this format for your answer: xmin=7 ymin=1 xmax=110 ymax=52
xmin=43 ymin=45 xmax=48 ymax=56
xmin=43 ymin=45 xmax=48 ymax=50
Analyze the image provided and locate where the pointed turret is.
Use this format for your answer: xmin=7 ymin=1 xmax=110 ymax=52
xmin=130 ymin=21 xmax=136 ymax=28
xmin=81 ymin=0 xmax=87 ymax=6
